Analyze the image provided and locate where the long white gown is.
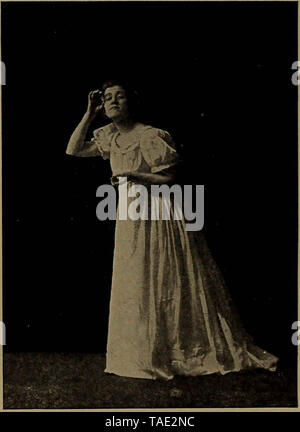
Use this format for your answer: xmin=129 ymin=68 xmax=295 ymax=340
xmin=92 ymin=121 xmax=278 ymax=380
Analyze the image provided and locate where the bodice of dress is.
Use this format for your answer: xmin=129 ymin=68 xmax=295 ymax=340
xmin=91 ymin=122 xmax=179 ymax=176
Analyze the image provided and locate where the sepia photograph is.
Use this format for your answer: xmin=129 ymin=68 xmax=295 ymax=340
xmin=0 ymin=0 xmax=298 ymax=410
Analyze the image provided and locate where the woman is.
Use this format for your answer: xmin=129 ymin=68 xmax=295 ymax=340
xmin=66 ymin=79 xmax=278 ymax=380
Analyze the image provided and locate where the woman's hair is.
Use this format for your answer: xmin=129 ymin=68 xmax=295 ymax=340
xmin=101 ymin=79 xmax=141 ymax=120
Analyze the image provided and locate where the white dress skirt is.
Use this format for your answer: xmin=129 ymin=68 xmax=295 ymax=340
xmin=92 ymin=122 xmax=279 ymax=380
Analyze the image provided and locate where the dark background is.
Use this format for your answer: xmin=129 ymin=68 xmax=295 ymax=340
xmin=1 ymin=1 xmax=298 ymax=366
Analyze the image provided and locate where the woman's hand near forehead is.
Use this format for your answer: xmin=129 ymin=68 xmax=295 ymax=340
xmin=87 ymin=89 xmax=104 ymax=118
xmin=66 ymin=89 xmax=104 ymax=157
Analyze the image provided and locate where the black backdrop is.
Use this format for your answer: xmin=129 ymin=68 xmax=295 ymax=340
xmin=1 ymin=2 xmax=298 ymax=364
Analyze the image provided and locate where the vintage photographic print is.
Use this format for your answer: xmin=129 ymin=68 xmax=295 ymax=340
xmin=0 ymin=0 xmax=298 ymax=412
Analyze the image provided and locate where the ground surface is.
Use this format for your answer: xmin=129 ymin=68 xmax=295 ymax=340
xmin=3 ymin=352 xmax=297 ymax=409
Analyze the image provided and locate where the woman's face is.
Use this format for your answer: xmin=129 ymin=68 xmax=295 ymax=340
xmin=103 ymin=85 xmax=130 ymax=121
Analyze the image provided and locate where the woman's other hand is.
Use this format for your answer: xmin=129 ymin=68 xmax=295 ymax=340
xmin=111 ymin=172 xmax=136 ymax=186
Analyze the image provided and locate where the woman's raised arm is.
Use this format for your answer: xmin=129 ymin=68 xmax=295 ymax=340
xmin=66 ymin=90 xmax=103 ymax=157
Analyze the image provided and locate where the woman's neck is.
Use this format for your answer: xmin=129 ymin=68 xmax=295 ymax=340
xmin=112 ymin=117 xmax=137 ymax=134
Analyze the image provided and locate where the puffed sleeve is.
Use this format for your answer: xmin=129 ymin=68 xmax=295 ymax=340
xmin=140 ymin=128 xmax=179 ymax=173
xmin=92 ymin=123 xmax=116 ymax=160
